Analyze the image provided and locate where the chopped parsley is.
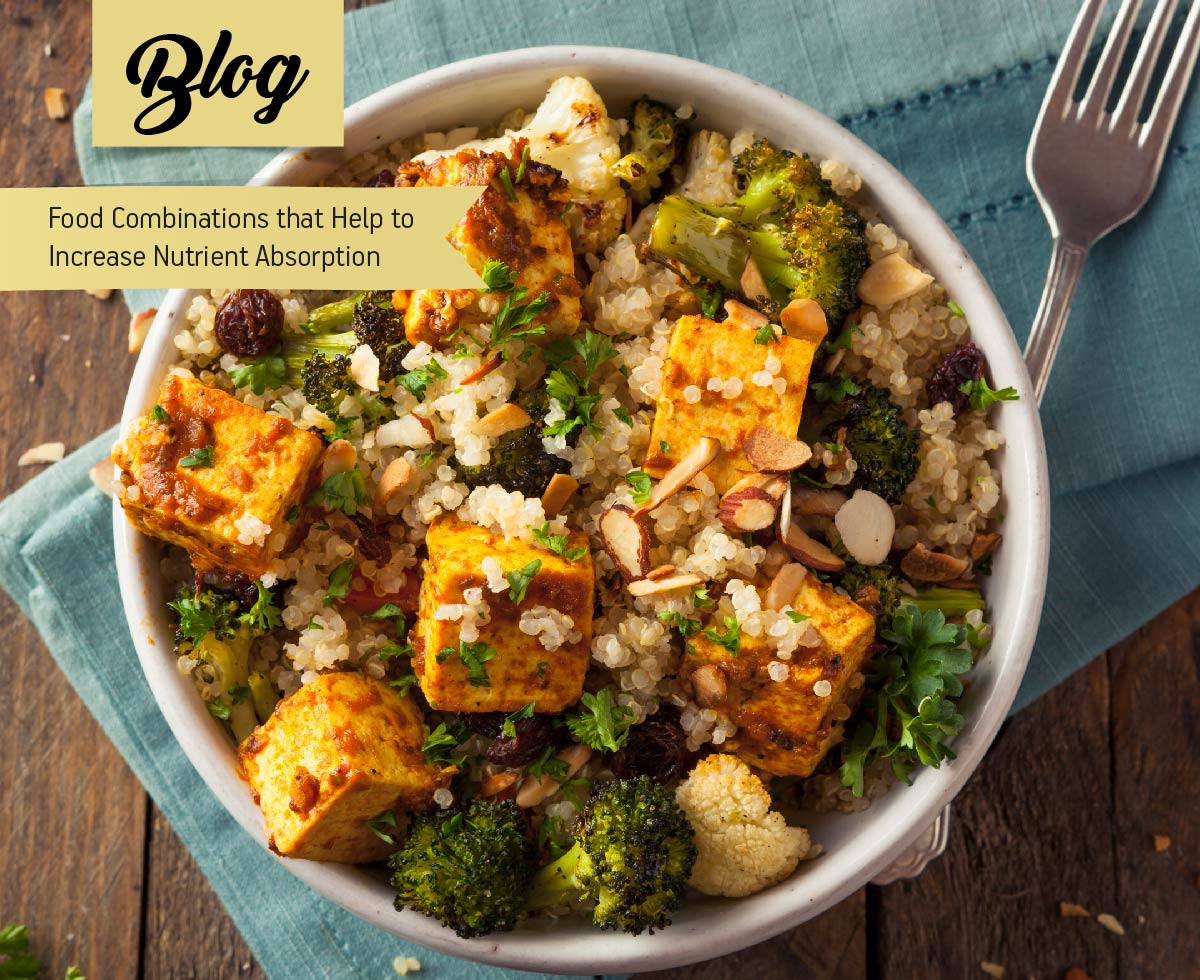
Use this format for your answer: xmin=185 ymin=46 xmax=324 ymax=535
xmin=960 ymin=377 xmax=1019 ymax=411
xmin=481 ymin=257 xmax=518 ymax=293
xmin=179 ymin=445 xmax=215 ymax=469
xmin=436 ymin=640 xmax=498 ymax=687
xmin=502 ymin=701 xmax=536 ymax=737
xmin=323 ymin=560 xmax=354 ymax=606
xmin=702 ymin=615 xmax=741 ymax=655
xmin=946 ymin=299 xmax=966 ymax=318
xmin=692 ymin=281 xmax=723 ymax=318
xmin=230 ymin=353 xmax=287 ymax=395
xmin=365 ymin=809 xmax=399 ymax=845
xmin=389 ymin=673 xmax=417 ymax=697
xmin=542 ymin=329 xmax=616 ymax=438
xmin=531 ymin=521 xmax=588 ymax=561
xmin=207 ymin=699 xmax=232 ymax=721
xmin=422 ymin=720 xmax=470 ymax=765
xmin=823 ymin=321 xmax=862 ymax=354
xmin=151 ymin=404 xmax=171 ymax=425
xmin=398 ymin=357 xmax=448 ymax=401
xmin=785 ymin=610 xmax=811 ymax=623
xmin=565 ymin=689 xmax=635 ymax=753
xmin=536 ymin=661 xmax=549 ymax=680
xmin=239 ymin=581 xmax=283 ymax=631
xmin=658 ymin=609 xmax=701 ymax=637
xmin=504 ymin=559 xmax=542 ymax=605
xmin=692 ymin=587 xmax=716 ymax=610
xmin=613 ymin=406 xmax=633 ymax=427
xmin=659 ymin=440 xmax=671 ymax=454
xmin=308 ymin=468 xmax=369 ymax=517
xmin=168 ymin=591 xmax=238 ymax=645
xmin=753 ymin=322 xmax=778 ymax=345
xmin=526 ymin=745 xmax=570 ymax=782
xmin=228 ymin=685 xmax=251 ymax=705
xmin=810 ymin=372 xmax=861 ymax=404
xmin=624 ymin=469 xmax=652 ymax=504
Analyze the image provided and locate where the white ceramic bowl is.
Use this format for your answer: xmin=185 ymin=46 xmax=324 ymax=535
xmin=116 ymin=46 xmax=1050 ymax=975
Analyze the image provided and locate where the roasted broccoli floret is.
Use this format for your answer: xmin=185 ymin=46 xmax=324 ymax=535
xmin=612 ymin=98 xmax=685 ymax=205
xmin=823 ymin=384 xmax=918 ymax=504
xmin=527 ymin=776 xmax=696 ymax=935
xmin=351 ymin=291 xmax=412 ymax=382
xmin=453 ymin=384 xmax=571 ymax=498
xmin=389 ymin=799 xmax=534 ymax=939
xmin=647 ymin=139 xmax=868 ymax=325
xmin=838 ymin=563 xmax=905 ymax=622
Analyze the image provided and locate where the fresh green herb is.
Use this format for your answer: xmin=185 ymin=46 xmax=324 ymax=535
xmin=418 ymin=449 xmax=438 ymax=467
xmin=810 ymin=372 xmax=861 ymax=404
xmin=502 ymin=701 xmax=536 ymax=737
xmin=498 ymin=166 xmax=517 ymax=202
xmin=659 ymin=440 xmax=671 ymax=454
xmin=437 ymin=640 xmax=498 ymax=688
xmin=527 ymin=744 xmax=570 ymax=782
xmin=753 ymin=322 xmax=778 ymax=345
xmin=327 ymin=413 xmax=356 ymax=442
xmin=785 ymin=610 xmax=810 ymax=623
xmin=379 ymin=638 xmax=413 ymax=660
xmin=230 ymin=353 xmax=287 ymax=395
xmin=168 ymin=592 xmax=238 ymax=645
xmin=285 ymin=504 xmax=301 ymax=524
xmin=823 ymin=321 xmax=862 ymax=354
xmin=946 ymin=299 xmax=965 ymax=318
xmin=823 ymin=441 xmax=844 ymax=455
xmin=398 ymin=358 xmax=448 ymax=400
xmin=488 ymin=285 xmax=552 ymax=353
xmin=536 ymin=813 xmax=572 ymax=861
xmin=390 ymin=673 xmax=417 ymax=697
xmin=531 ymin=521 xmax=588 ymax=561
xmin=367 ymin=602 xmax=406 ymax=629
xmin=624 ymin=469 xmax=653 ymax=504
xmin=504 ymin=559 xmax=542 ymax=605
xmin=613 ymin=406 xmax=633 ymax=427
xmin=536 ymin=661 xmax=549 ymax=680
xmin=839 ymin=607 xmax=973 ymax=796
xmin=925 ymin=495 xmax=937 ymax=509
xmin=308 ymin=468 xmax=369 ymax=516
xmin=702 ymin=615 xmax=741 ymax=655
xmin=151 ymin=404 xmax=171 ymax=425
xmin=565 ymin=689 xmax=635 ymax=753
xmin=692 ymin=587 xmax=716 ymax=610
xmin=657 ymin=610 xmax=701 ymax=637
xmin=238 ymin=581 xmax=283 ymax=631
xmin=229 ymin=685 xmax=251 ymax=705
xmin=692 ymin=281 xmax=723 ymax=318
xmin=480 ymin=258 xmax=518 ymax=293
xmin=207 ymin=699 xmax=232 ymax=721
xmin=366 ymin=809 xmax=399 ymax=845
xmin=422 ymin=720 xmax=470 ymax=765
xmin=542 ymin=329 xmax=616 ymax=438
xmin=323 ymin=560 xmax=354 ymax=606
xmin=514 ymin=143 xmax=531 ymax=184
xmin=959 ymin=377 xmax=1019 ymax=411
xmin=179 ymin=445 xmax=215 ymax=469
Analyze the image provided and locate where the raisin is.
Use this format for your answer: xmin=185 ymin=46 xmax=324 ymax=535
xmin=926 ymin=341 xmax=985 ymax=413
xmin=486 ymin=714 xmax=556 ymax=767
xmin=611 ymin=709 xmax=689 ymax=781
xmin=364 ymin=169 xmax=395 ymax=188
xmin=459 ymin=712 xmax=503 ymax=738
xmin=214 ymin=289 xmax=284 ymax=357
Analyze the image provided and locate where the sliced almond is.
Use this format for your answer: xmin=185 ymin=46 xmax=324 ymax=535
xmin=900 ymin=542 xmax=969 ymax=583
xmin=89 ymin=458 xmax=121 ymax=496
xmin=743 ymin=426 xmax=812 ymax=472
xmin=44 ymin=87 xmax=69 ymax=120
xmin=515 ymin=743 xmax=592 ymax=808
xmin=765 ymin=562 xmax=809 ymax=611
xmin=320 ymin=439 xmax=357 ymax=482
xmin=969 ymin=532 xmax=1002 ymax=562
xmin=857 ymin=252 xmax=933 ymax=307
xmin=719 ymin=485 xmax=781 ymax=533
xmin=128 ymin=308 xmax=157 ymax=354
xmin=722 ymin=298 xmax=770 ymax=330
xmin=740 ymin=255 xmax=772 ymax=307
xmin=690 ymin=664 xmax=727 ymax=707
xmin=779 ymin=523 xmax=845 ymax=572
xmin=480 ymin=771 xmax=519 ymax=798
xmin=84 ymin=288 xmax=113 ymax=301
xmin=374 ymin=457 xmax=414 ymax=508
xmin=348 ymin=344 xmax=380 ymax=392
xmin=461 ymin=352 xmax=503 ymax=385
xmin=540 ymin=473 xmax=579 ymax=518
xmin=376 ymin=414 xmax=433 ymax=449
xmin=834 ymin=489 xmax=895 ymax=566
xmin=779 ymin=297 xmax=828 ymax=345
xmin=476 ymin=402 xmax=533 ymax=438
xmin=635 ymin=436 xmax=721 ymax=514
xmin=17 ymin=441 xmax=65 ymax=466
xmin=627 ymin=572 xmax=704 ymax=597
xmin=646 ymin=564 xmax=676 ymax=581
xmin=792 ymin=486 xmax=849 ymax=517
xmin=599 ymin=505 xmax=652 ymax=581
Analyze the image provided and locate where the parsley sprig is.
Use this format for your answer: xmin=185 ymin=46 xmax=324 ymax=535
xmin=422 ymin=720 xmax=471 ymax=765
xmin=230 ymin=352 xmax=287 ymax=395
xmin=531 ymin=521 xmax=588 ymax=561
xmin=179 ymin=445 xmax=214 ymax=469
xmin=564 ymin=689 xmax=635 ymax=753
xmin=308 ymin=468 xmax=369 ymax=516
xmin=543 ymin=329 xmax=617 ymax=439
xmin=702 ymin=615 xmax=741 ymax=655
xmin=436 ymin=640 xmax=498 ymax=687
xmin=810 ymin=372 xmax=861 ymax=404
xmin=960 ymin=377 xmax=1019 ymax=411
xmin=502 ymin=701 xmax=536 ymax=737
xmin=504 ymin=559 xmax=542 ymax=605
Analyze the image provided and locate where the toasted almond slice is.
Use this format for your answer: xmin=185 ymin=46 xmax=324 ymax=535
xmin=857 ymin=252 xmax=933 ymax=307
xmin=89 ymin=458 xmax=121 ymax=496
xmin=18 ymin=441 xmax=65 ymax=466
xmin=1095 ymin=913 xmax=1125 ymax=936
xmin=320 ymin=439 xmax=357 ymax=482
xmin=779 ymin=523 xmax=845 ymax=572
xmin=1059 ymin=902 xmax=1091 ymax=918
xmin=743 ymin=426 xmax=812 ymax=472
xmin=900 ymin=542 xmax=969 ymax=583
xmin=719 ymin=486 xmax=780 ymax=533
xmin=779 ymin=480 xmax=793 ymax=539
xmin=515 ymin=744 xmax=592 ymax=808
xmin=480 ymin=771 xmax=519 ymax=798
xmin=635 ymin=436 xmax=721 ymax=514
xmin=44 ymin=87 xmax=69 ymax=120
xmin=835 ymin=489 xmax=895 ymax=566
xmin=723 ymin=298 xmax=770 ymax=330
xmin=476 ymin=402 xmax=533 ymax=438
xmin=690 ymin=664 xmax=727 ymax=707
xmin=792 ymin=486 xmax=849 ymax=517
xmin=765 ymin=562 xmax=809 ymax=611
xmin=540 ymin=473 xmax=579 ymax=518
xmin=725 ymin=471 xmax=788 ymax=500
xmin=348 ymin=344 xmax=380 ymax=392
xmin=461 ymin=352 xmax=503 ymax=385
xmin=740 ymin=255 xmax=772 ymax=307
xmin=646 ymin=564 xmax=676 ymax=581
xmin=627 ymin=572 xmax=704 ymax=597
xmin=84 ymin=288 xmax=112 ymax=301
xmin=128 ymin=308 xmax=157 ymax=354
xmin=374 ymin=457 xmax=414 ymax=508
xmin=780 ymin=297 xmax=828 ymax=345
xmin=970 ymin=531 xmax=1002 ymax=562
xmin=599 ymin=504 xmax=652 ymax=581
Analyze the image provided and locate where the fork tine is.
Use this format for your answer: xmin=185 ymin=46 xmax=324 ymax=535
xmin=1083 ymin=0 xmax=1144 ymax=114
xmin=1043 ymin=0 xmax=1109 ymax=117
xmin=1112 ymin=0 xmax=1180 ymax=128
xmin=1143 ymin=0 xmax=1200 ymax=146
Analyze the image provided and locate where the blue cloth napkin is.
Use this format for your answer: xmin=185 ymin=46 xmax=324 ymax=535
xmin=3 ymin=0 xmax=1198 ymax=976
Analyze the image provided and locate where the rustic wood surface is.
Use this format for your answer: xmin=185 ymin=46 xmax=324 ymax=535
xmin=2 ymin=3 xmax=1198 ymax=979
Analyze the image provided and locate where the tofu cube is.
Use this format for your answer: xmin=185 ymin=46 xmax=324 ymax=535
xmin=113 ymin=375 xmax=323 ymax=577
xmin=684 ymin=575 xmax=876 ymax=777
xmin=644 ymin=314 xmax=821 ymax=492
xmin=415 ymin=514 xmax=594 ymax=713
xmin=237 ymin=672 xmax=450 ymax=863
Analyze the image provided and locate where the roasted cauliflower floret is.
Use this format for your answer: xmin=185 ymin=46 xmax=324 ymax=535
xmin=674 ymin=754 xmax=810 ymax=897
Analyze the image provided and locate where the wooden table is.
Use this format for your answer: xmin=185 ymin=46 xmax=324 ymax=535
xmin=2 ymin=4 xmax=1198 ymax=978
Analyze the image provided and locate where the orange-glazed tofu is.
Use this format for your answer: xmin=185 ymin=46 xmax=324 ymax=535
xmin=112 ymin=375 xmax=322 ymax=576
xmin=644 ymin=314 xmax=822 ymax=492
xmin=683 ymin=575 xmax=875 ymax=777
xmin=414 ymin=515 xmax=594 ymax=713
xmin=237 ymin=672 xmax=451 ymax=863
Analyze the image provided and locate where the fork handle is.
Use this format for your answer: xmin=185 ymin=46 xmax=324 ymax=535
xmin=1024 ymin=237 xmax=1090 ymax=404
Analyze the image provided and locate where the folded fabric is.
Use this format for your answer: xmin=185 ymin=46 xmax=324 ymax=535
xmin=2 ymin=0 xmax=1192 ymax=977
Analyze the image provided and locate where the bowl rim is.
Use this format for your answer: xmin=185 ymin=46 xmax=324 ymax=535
xmin=115 ymin=43 xmax=1050 ymax=975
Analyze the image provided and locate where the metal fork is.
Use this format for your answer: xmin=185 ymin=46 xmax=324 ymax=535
xmin=1025 ymin=0 xmax=1200 ymax=403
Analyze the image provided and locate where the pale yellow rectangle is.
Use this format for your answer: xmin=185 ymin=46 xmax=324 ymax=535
xmin=92 ymin=0 xmax=344 ymax=147
xmin=0 ymin=186 xmax=485 ymax=291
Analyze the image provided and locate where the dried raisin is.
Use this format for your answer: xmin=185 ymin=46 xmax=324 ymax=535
xmin=926 ymin=342 xmax=985 ymax=413
xmin=214 ymin=289 xmax=284 ymax=357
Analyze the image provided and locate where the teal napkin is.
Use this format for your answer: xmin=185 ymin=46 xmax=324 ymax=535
xmin=2 ymin=0 xmax=1198 ymax=977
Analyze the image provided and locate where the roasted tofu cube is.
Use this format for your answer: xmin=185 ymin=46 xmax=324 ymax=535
xmin=644 ymin=314 xmax=822 ymax=492
xmin=397 ymin=143 xmax=582 ymax=347
xmin=237 ymin=672 xmax=450 ymax=863
xmin=112 ymin=375 xmax=323 ymax=577
xmin=683 ymin=576 xmax=875 ymax=777
xmin=414 ymin=514 xmax=593 ymax=713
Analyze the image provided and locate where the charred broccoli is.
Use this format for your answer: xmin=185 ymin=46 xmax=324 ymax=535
xmin=350 ymin=291 xmax=412 ymax=382
xmin=647 ymin=139 xmax=868 ymax=324
xmin=453 ymin=384 xmax=571 ymax=498
xmin=390 ymin=799 xmax=534 ymax=938
xmin=823 ymin=384 xmax=919 ymax=504
xmin=838 ymin=563 xmax=906 ymax=622
xmin=527 ymin=776 xmax=696 ymax=935
xmin=612 ymin=98 xmax=685 ymax=205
